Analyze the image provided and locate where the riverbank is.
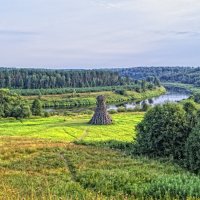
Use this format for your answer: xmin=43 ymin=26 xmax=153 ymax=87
xmin=163 ymin=82 xmax=200 ymax=94
xmin=25 ymin=86 xmax=166 ymax=109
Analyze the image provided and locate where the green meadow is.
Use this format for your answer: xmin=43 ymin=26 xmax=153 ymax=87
xmin=0 ymin=112 xmax=200 ymax=199
xmin=0 ymin=113 xmax=143 ymax=142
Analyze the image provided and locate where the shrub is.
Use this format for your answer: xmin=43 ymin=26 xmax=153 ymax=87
xmin=141 ymin=101 xmax=150 ymax=111
xmin=133 ymin=105 xmax=141 ymax=112
xmin=31 ymin=99 xmax=43 ymax=116
xmin=117 ymin=106 xmax=126 ymax=112
xmin=44 ymin=112 xmax=50 ymax=117
xmin=11 ymin=105 xmax=31 ymax=119
xmin=185 ymin=123 xmax=200 ymax=173
xmin=194 ymin=93 xmax=200 ymax=103
xmin=183 ymin=101 xmax=198 ymax=132
xmin=114 ymin=89 xmax=128 ymax=96
xmin=136 ymin=103 xmax=188 ymax=159
xmin=108 ymin=109 xmax=118 ymax=114
xmin=81 ymin=110 xmax=93 ymax=115
xmin=126 ymin=108 xmax=134 ymax=112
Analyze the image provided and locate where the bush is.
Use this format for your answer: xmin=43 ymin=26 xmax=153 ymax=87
xmin=136 ymin=103 xmax=188 ymax=159
xmin=11 ymin=105 xmax=31 ymax=119
xmin=185 ymin=123 xmax=200 ymax=173
xmin=194 ymin=93 xmax=200 ymax=103
xmin=108 ymin=109 xmax=118 ymax=114
xmin=114 ymin=89 xmax=128 ymax=96
xmin=31 ymin=99 xmax=43 ymax=116
xmin=133 ymin=105 xmax=141 ymax=112
xmin=126 ymin=108 xmax=134 ymax=112
xmin=117 ymin=106 xmax=126 ymax=112
xmin=141 ymin=101 xmax=150 ymax=111
xmin=81 ymin=110 xmax=93 ymax=115
xmin=44 ymin=112 xmax=50 ymax=117
xmin=183 ymin=101 xmax=198 ymax=132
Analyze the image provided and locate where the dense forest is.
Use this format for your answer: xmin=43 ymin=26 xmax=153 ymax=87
xmin=118 ymin=67 xmax=200 ymax=86
xmin=0 ymin=68 xmax=131 ymax=89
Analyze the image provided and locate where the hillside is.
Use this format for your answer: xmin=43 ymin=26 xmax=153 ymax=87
xmin=0 ymin=113 xmax=199 ymax=199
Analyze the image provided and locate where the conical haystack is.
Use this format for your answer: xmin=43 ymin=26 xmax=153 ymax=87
xmin=90 ymin=95 xmax=112 ymax=125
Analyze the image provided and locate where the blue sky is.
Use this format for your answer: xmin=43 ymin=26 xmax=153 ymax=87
xmin=0 ymin=0 xmax=200 ymax=68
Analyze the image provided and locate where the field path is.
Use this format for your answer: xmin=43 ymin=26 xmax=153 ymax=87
xmin=58 ymin=152 xmax=78 ymax=182
xmin=75 ymin=127 xmax=90 ymax=142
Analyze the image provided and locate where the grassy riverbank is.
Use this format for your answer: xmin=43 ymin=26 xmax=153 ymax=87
xmin=24 ymin=86 xmax=166 ymax=108
xmin=163 ymin=82 xmax=200 ymax=94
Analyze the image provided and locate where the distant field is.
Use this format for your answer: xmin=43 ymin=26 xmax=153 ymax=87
xmin=0 ymin=113 xmax=143 ymax=142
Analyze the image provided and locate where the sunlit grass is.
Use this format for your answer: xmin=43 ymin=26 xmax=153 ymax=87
xmin=0 ymin=112 xmax=199 ymax=199
xmin=0 ymin=112 xmax=143 ymax=142
xmin=0 ymin=137 xmax=199 ymax=199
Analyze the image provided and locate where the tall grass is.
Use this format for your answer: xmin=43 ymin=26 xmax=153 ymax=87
xmin=0 ymin=137 xmax=199 ymax=199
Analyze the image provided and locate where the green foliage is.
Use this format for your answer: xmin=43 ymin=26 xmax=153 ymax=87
xmin=114 ymin=89 xmax=128 ymax=96
xmin=185 ymin=123 xmax=200 ymax=173
xmin=12 ymin=105 xmax=31 ymax=119
xmin=194 ymin=93 xmax=200 ymax=103
xmin=43 ymin=111 xmax=50 ymax=117
xmin=0 ymin=68 xmax=131 ymax=89
xmin=31 ymin=99 xmax=42 ymax=116
xmin=108 ymin=109 xmax=118 ymax=114
xmin=117 ymin=106 xmax=126 ymax=112
xmin=119 ymin=66 xmax=200 ymax=87
xmin=136 ymin=103 xmax=188 ymax=159
xmin=183 ymin=101 xmax=198 ymax=132
xmin=144 ymin=174 xmax=200 ymax=199
xmin=0 ymin=89 xmax=31 ymax=119
xmin=141 ymin=101 xmax=150 ymax=111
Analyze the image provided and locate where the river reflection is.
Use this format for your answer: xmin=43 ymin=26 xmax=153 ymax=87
xmin=107 ymin=92 xmax=190 ymax=111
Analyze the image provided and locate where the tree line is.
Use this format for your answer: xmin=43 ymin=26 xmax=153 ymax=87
xmin=118 ymin=67 xmax=200 ymax=86
xmin=0 ymin=68 xmax=132 ymax=89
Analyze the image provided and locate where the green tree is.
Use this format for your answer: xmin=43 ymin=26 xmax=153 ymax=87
xmin=0 ymin=89 xmax=31 ymax=119
xmin=185 ymin=123 xmax=200 ymax=173
xmin=183 ymin=101 xmax=198 ymax=132
xmin=136 ymin=103 xmax=188 ymax=159
xmin=31 ymin=99 xmax=43 ymax=116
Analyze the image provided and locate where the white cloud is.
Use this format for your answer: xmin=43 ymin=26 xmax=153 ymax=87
xmin=0 ymin=0 xmax=200 ymax=67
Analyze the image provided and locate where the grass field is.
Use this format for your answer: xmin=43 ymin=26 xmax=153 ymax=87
xmin=0 ymin=113 xmax=143 ymax=142
xmin=0 ymin=112 xmax=200 ymax=199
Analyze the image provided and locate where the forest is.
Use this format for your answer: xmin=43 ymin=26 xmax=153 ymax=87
xmin=118 ymin=66 xmax=200 ymax=86
xmin=0 ymin=68 xmax=131 ymax=89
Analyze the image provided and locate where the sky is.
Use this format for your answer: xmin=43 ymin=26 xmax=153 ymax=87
xmin=0 ymin=0 xmax=200 ymax=68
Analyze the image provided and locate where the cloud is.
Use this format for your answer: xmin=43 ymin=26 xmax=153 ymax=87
xmin=0 ymin=29 xmax=38 ymax=36
xmin=0 ymin=0 xmax=200 ymax=67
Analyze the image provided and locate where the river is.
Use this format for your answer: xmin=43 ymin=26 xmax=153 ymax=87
xmin=107 ymin=91 xmax=190 ymax=111
xmin=45 ymin=89 xmax=191 ymax=114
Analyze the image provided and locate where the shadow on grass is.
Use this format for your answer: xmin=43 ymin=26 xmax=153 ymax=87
xmin=74 ymin=139 xmax=136 ymax=155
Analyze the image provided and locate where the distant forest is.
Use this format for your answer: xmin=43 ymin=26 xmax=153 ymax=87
xmin=0 ymin=68 xmax=131 ymax=89
xmin=119 ymin=67 xmax=200 ymax=86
